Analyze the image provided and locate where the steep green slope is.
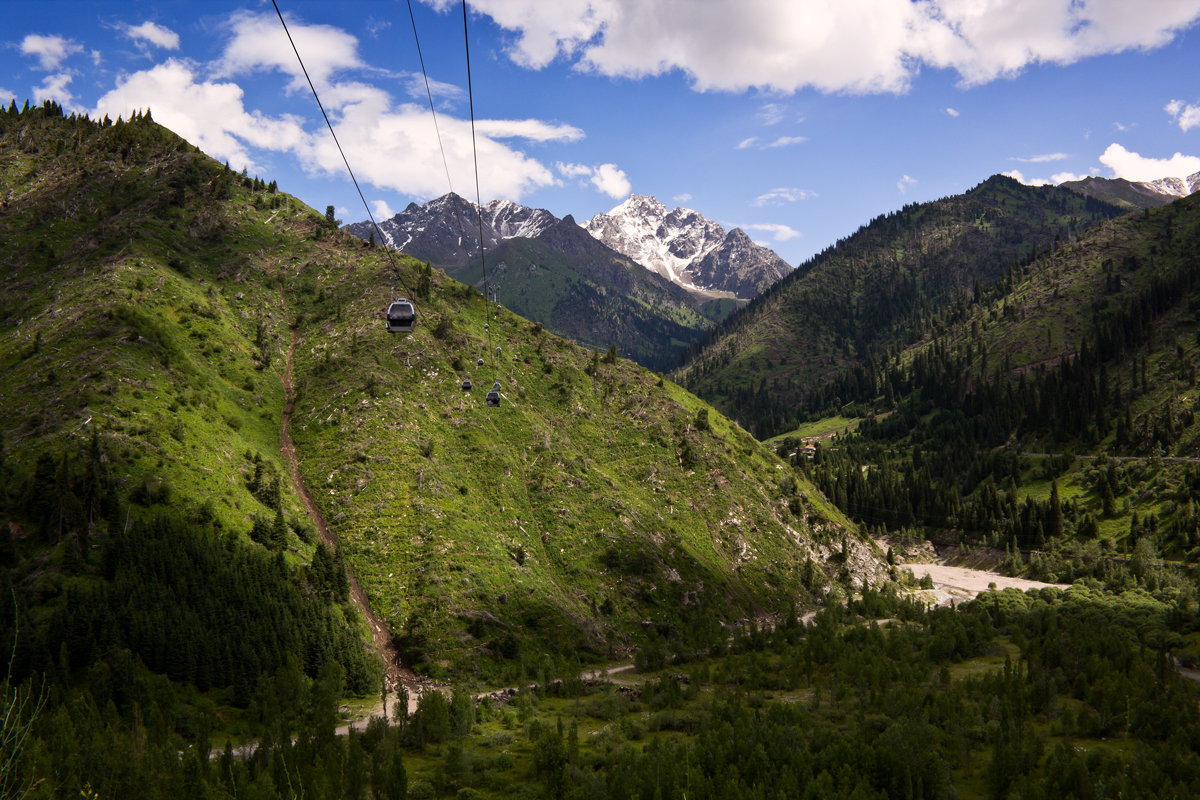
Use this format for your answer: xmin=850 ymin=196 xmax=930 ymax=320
xmin=674 ymin=175 xmax=1127 ymax=438
xmin=0 ymin=103 xmax=880 ymax=688
xmin=285 ymin=240 xmax=877 ymax=679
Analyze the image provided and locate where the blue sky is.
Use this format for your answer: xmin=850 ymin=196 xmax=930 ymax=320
xmin=3 ymin=0 xmax=1200 ymax=267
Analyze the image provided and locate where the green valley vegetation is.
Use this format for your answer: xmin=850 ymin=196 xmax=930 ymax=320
xmin=0 ymin=100 xmax=879 ymax=785
xmin=8 ymin=578 xmax=1200 ymax=799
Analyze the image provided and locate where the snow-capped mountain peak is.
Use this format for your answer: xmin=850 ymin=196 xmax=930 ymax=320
xmin=584 ymin=195 xmax=790 ymax=299
xmin=342 ymin=192 xmax=557 ymax=266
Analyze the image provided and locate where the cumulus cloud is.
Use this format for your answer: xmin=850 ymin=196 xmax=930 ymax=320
xmin=430 ymin=0 xmax=1200 ymax=94
xmin=740 ymin=223 xmax=801 ymax=241
xmin=371 ymin=199 xmax=396 ymax=220
xmin=35 ymin=73 xmax=82 ymax=112
xmin=0 ymin=88 xmax=14 ymax=104
xmin=897 ymin=175 xmax=917 ymax=193
xmin=946 ymin=107 xmax=960 ymax=117
xmin=556 ymin=162 xmax=593 ymax=179
xmin=214 ymin=11 xmax=364 ymax=91
xmin=94 ymin=14 xmax=590 ymax=201
xmin=1011 ymin=153 xmax=1070 ymax=163
xmin=120 ymin=21 xmax=181 ymax=51
xmin=1166 ymin=99 xmax=1200 ymax=132
xmin=672 ymin=193 xmax=692 ymax=203
xmin=1099 ymin=143 xmax=1200 ymax=181
xmin=93 ymin=59 xmax=308 ymax=172
xmin=1002 ymin=169 xmax=1052 ymax=186
xmin=556 ymin=162 xmax=631 ymax=198
xmin=1051 ymin=171 xmax=1089 ymax=183
xmin=753 ymin=188 xmax=816 ymax=206
xmin=591 ymin=164 xmax=632 ymax=198
xmin=20 ymin=34 xmax=82 ymax=71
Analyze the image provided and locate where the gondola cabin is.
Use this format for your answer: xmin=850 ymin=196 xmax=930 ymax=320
xmin=486 ymin=389 xmax=500 ymax=407
xmin=461 ymin=379 xmax=473 ymax=391
xmin=386 ymin=299 xmax=416 ymax=333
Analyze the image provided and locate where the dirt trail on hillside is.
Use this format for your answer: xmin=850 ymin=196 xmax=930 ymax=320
xmin=277 ymin=287 xmax=422 ymax=697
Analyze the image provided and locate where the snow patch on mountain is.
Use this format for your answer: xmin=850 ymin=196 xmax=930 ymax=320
xmin=584 ymin=194 xmax=791 ymax=299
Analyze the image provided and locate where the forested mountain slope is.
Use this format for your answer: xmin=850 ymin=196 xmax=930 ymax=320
xmin=674 ymin=175 xmax=1127 ymax=438
xmin=0 ymin=102 xmax=878 ymax=700
xmin=449 ymin=214 xmax=713 ymax=370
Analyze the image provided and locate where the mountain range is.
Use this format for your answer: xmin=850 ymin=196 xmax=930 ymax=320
xmin=346 ymin=193 xmax=790 ymax=301
xmin=343 ymin=194 xmax=791 ymax=367
xmin=1059 ymin=170 xmax=1200 ymax=210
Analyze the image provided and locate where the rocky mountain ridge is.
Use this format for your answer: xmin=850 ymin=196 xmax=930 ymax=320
xmin=346 ymin=192 xmax=792 ymax=301
xmin=1060 ymin=171 xmax=1200 ymax=209
xmin=343 ymin=192 xmax=557 ymax=266
xmin=585 ymin=194 xmax=792 ymax=298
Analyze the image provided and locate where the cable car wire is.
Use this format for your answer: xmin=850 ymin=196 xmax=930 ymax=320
xmin=460 ymin=0 xmax=499 ymax=389
xmin=269 ymin=0 xmax=410 ymax=297
xmin=404 ymin=0 xmax=474 ymax=279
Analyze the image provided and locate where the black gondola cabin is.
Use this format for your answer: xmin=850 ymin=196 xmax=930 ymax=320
xmin=386 ymin=299 xmax=416 ymax=333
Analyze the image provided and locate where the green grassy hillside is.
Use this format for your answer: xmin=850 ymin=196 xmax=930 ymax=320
xmin=0 ymin=102 xmax=880 ymax=691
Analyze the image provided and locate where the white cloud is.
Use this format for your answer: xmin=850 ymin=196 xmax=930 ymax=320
xmin=554 ymin=161 xmax=631 ymax=198
xmin=1002 ymin=169 xmax=1052 ymax=186
xmin=1166 ymin=99 xmax=1200 ymax=132
xmin=757 ymin=103 xmax=786 ymax=125
xmin=897 ymin=174 xmax=917 ymax=193
xmin=20 ymin=34 xmax=82 ymax=71
xmin=0 ymin=88 xmax=14 ymax=105
xmin=736 ymin=137 xmax=758 ymax=149
xmin=946 ymin=107 xmax=960 ymax=117
xmin=434 ymin=0 xmax=1200 ymax=94
xmin=740 ymin=223 xmax=801 ymax=241
xmin=673 ymin=193 xmax=692 ymax=203
xmin=101 ymin=14 xmax=585 ymax=201
xmin=120 ymin=21 xmax=181 ymax=51
xmin=590 ymin=164 xmax=632 ymax=198
xmin=91 ymin=50 xmax=102 ymax=66
xmin=336 ymin=206 xmax=351 ymax=218
xmin=753 ymin=188 xmax=816 ymax=206
xmin=1011 ymin=152 xmax=1070 ymax=163
xmin=1113 ymin=122 xmax=1130 ymax=131
xmin=475 ymin=118 xmax=584 ymax=142
xmin=93 ymin=59 xmax=308 ymax=173
xmin=215 ymin=11 xmax=364 ymax=92
xmin=556 ymin=161 xmax=593 ymax=179
xmin=1004 ymin=169 xmax=1093 ymax=186
xmin=34 ymin=72 xmax=81 ymax=112
xmin=765 ymin=136 xmax=807 ymax=148
xmin=372 ymin=199 xmax=396 ymax=220
xmin=1099 ymin=143 xmax=1200 ymax=181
